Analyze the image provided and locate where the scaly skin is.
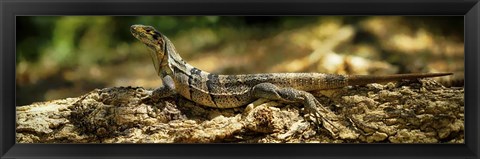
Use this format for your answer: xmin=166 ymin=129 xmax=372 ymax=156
xmin=130 ymin=24 xmax=452 ymax=135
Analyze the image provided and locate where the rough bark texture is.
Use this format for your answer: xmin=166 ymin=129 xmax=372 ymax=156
xmin=16 ymin=79 xmax=464 ymax=143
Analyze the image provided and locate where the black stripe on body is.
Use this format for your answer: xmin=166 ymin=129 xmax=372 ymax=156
xmin=187 ymin=67 xmax=217 ymax=107
xmin=206 ymin=73 xmax=220 ymax=107
xmin=172 ymin=65 xmax=218 ymax=107
xmin=188 ymin=67 xmax=202 ymax=100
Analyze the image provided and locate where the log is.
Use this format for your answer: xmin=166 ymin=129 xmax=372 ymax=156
xmin=16 ymin=79 xmax=464 ymax=143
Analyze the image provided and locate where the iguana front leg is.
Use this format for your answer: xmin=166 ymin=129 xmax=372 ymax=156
xmin=150 ymin=75 xmax=177 ymax=101
xmin=251 ymin=83 xmax=339 ymax=136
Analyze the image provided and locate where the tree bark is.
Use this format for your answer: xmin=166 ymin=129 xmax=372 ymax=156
xmin=16 ymin=79 xmax=464 ymax=143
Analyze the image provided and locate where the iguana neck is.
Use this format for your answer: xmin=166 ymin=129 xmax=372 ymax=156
xmin=159 ymin=37 xmax=208 ymax=78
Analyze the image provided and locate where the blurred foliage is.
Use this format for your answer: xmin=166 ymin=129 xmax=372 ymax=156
xmin=16 ymin=16 xmax=464 ymax=106
xmin=17 ymin=16 xmax=316 ymax=63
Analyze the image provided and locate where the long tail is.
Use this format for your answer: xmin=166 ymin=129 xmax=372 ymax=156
xmin=347 ymin=72 xmax=453 ymax=86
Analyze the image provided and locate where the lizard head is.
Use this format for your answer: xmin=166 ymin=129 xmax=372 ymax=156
xmin=130 ymin=24 xmax=167 ymax=77
xmin=130 ymin=24 xmax=165 ymax=52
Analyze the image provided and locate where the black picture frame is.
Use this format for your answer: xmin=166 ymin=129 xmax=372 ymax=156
xmin=1 ymin=0 xmax=478 ymax=159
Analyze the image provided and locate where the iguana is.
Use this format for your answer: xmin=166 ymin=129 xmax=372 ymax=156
xmin=130 ymin=24 xmax=452 ymax=134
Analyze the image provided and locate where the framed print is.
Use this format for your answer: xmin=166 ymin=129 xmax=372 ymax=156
xmin=1 ymin=0 xmax=479 ymax=158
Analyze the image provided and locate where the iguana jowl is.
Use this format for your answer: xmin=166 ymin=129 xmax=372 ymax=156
xmin=130 ymin=24 xmax=452 ymax=132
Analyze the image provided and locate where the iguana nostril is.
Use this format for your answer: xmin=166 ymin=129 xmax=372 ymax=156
xmin=130 ymin=25 xmax=144 ymax=33
xmin=130 ymin=25 xmax=137 ymax=34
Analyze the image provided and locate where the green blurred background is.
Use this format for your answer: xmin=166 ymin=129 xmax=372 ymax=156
xmin=16 ymin=16 xmax=464 ymax=106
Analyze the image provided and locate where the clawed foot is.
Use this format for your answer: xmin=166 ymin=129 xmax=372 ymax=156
xmin=140 ymin=90 xmax=156 ymax=104
xmin=141 ymin=84 xmax=177 ymax=104
xmin=303 ymin=97 xmax=340 ymax=137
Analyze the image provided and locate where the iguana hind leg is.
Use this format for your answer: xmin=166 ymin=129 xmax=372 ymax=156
xmin=251 ymin=83 xmax=339 ymax=136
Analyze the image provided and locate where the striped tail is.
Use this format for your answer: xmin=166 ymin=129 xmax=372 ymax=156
xmin=347 ymin=72 xmax=453 ymax=86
